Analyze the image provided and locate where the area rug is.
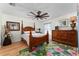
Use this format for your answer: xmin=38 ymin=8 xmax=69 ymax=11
xmin=19 ymin=42 xmax=78 ymax=56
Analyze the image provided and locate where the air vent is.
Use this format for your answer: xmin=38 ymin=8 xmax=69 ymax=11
xmin=9 ymin=3 xmax=15 ymax=6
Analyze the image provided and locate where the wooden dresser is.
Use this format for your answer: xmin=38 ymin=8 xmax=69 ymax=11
xmin=52 ymin=30 xmax=78 ymax=47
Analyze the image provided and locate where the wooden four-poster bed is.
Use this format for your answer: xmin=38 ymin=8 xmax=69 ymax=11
xmin=21 ymin=21 xmax=49 ymax=52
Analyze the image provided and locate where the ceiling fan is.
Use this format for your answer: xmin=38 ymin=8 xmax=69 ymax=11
xmin=29 ymin=11 xmax=49 ymax=20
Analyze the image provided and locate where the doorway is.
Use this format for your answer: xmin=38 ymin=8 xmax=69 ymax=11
xmin=44 ymin=23 xmax=52 ymax=42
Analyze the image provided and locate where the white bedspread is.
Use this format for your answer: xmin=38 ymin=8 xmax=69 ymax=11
xmin=21 ymin=32 xmax=46 ymax=46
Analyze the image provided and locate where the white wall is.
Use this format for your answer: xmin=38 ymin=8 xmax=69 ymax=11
xmin=0 ymin=24 xmax=1 ymax=47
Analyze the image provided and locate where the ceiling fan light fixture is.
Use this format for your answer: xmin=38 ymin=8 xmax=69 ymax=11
xmin=37 ymin=11 xmax=41 ymax=15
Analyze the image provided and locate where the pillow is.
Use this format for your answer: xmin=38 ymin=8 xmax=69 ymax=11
xmin=24 ymin=31 xmax=36 ymax=34
xmin=32 ymin=31 xmax=35 ymax=34
xmin=24 ymin=31 xmax=30 ymax=34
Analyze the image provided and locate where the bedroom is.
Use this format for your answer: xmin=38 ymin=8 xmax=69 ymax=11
xmin=0 ymin=3 xmax=78 ymax=56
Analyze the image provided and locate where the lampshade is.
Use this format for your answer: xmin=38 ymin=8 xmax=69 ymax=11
xmin=70 ymin=16 xmax=77 ymax=22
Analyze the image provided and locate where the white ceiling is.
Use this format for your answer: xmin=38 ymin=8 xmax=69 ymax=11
xmin=0 ymin=3 xmax=77 ymax=21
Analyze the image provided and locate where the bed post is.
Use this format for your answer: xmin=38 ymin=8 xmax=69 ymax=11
xmin=47 ymin=31 xmax=49 ymax=44
xmin=29 ymin=30 xmax=32 ymax=52
xmin=21 ymin=21 xmax=24 ymax=34
xmin=34 ymin=22 xmax=35 ymax=30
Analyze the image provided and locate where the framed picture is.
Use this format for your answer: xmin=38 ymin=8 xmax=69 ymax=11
xmin=6 ymin=21 xmax=20 ymax=31
xmin=59 ymin=19 xmax=70 ymax=27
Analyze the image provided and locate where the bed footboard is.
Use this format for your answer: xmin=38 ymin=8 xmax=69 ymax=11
xmin=29 ymin=31 xmax=49 ymax=52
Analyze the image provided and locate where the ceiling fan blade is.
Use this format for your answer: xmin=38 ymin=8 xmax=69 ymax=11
xmin=42 ymin=15 xmax=49 ymax=17
xmin=39 ymin=17 xmax=43 ymax=20
xmin=43 ymin=17 xmax=47 ymax=19
xmin=41 ymin=13 xmax=48 ymax=16
xmin=40 ymin=17 xmax=47 ymax=20
xmin=40 ymin=15 xmax=49 ymax=19
xmin=30 ymin=12 xmax=36 ymax=16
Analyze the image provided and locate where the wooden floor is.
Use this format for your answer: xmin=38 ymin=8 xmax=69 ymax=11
xmin=0 ymin=41 xmax=27 ymax=56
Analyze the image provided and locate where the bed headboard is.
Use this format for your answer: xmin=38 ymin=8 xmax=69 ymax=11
xmin=21 ymin=21 xmax=35 ymax=33
xmin=23 ymin=26 xmax=35 ymax=31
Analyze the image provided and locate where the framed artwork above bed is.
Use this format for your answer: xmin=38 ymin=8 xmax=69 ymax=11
xmin=6 ymin=21 xmax=20 ymax=31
